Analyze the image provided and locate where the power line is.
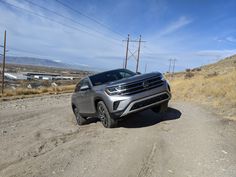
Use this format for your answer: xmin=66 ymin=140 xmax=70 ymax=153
xmin=0 ymin=0 xmax=85 ymax=33
xmin=0 ymin=45 xmax=60 ymax=62
xmin=23 ymin=0 xmax=122 ymax=42
xmin=0 ymin=0 xmax=137 ymax=68
xmin=54 ymin=0 xmax=125 ymax=39
xmin=142 ymin=45 xmax=161 ymax=58
xmin=0 ymin=0 xmax=122 ymax=46
xmin=24 ymin=0 xmax=97 ymax=32
xmin=7 ymin=46 xmax=50 ymax=57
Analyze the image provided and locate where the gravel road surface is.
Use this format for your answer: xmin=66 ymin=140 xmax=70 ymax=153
xmin=0 ymin=94 xmax=236 ymax=177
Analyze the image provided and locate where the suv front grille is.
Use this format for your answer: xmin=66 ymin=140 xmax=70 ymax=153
xmin=120 ymin=76 xmax=164 ymax=95
xmin=130 ymin=93 xmax=169 ymax=111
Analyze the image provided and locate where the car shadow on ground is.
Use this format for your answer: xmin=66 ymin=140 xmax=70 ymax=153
xmin=118 ymin=107 xmax=182 ymax=128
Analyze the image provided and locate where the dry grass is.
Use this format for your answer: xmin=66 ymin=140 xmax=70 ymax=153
xmin=1 ymin=85 xmax=75 ymax=98
xmin=170 ymin=70 xmax=236 ymax=120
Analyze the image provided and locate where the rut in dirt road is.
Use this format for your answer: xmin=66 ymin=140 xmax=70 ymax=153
xmin=0 ymin=94 xmax=236 ymax=177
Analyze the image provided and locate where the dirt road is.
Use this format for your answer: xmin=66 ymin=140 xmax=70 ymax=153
xmin=0 ymin=94 xmax=236 ymax=177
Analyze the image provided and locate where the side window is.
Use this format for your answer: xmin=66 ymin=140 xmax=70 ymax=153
xmin=74 ymin=80 xmax=83 ymax=92
xmin=75 ymin=79 xmax=91 ymax=92
xmin=79 ymin=79 xmax=91 ymax=91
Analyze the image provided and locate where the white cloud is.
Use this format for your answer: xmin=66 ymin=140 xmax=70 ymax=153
xmin=226 ymin=36 xmax=236 ymax=43
xmin=158 ymin=16 xmax=192 ymax=37
xmin=195 ymin=49 xmax=236 ymax=58
xmin=214 ymin=36 xmax=236 ymax=43
xmin=53 ymin=59 xmax=61 ymax=63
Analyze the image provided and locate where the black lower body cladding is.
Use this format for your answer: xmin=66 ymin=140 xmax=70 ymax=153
xmin=130 ymin=93 xmax=169 ymax=111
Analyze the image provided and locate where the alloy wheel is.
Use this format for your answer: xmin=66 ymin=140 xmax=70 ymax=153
xmin=98 ymin=105 xmax=108 ymax=127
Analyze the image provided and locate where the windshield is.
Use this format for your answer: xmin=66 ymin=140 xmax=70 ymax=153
xmin=89 ymin=69 xmax=136 ymax=86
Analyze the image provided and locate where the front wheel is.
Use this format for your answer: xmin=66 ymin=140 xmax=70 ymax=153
xmin=151 ymin=101 xmax=168 ymax=113
xmin=97 ymin=101 xmax=117 ymax=128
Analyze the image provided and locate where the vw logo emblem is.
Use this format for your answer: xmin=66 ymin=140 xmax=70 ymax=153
xmin=142 ymin=81 xmax=149 ymax=88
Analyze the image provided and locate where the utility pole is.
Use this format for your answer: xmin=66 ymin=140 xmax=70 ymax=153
xmin=172 ymin=59 xmax=177 ymax=76
xmin=1 ymin=30 xmax=6 ymax=95
xmin=123 ymin=34 xmax=145 ymax=72
xmin=168 ymin=59 xmax=172 ymax=73
xmin=124 ymin=34 xmax=130 ymax=69
xmin=136 ymin=35 xmax=141 ymax=73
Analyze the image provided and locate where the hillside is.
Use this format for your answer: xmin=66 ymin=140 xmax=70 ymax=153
xmin=201 ymin=54 xmax=236 ymax=73
xmin=4 ymin=56 xmax=95 ymax=71
xmin=169 ymin=54 xmax=236 ymax=120
xmin=6 ymin=56 xmax=72 ymax=69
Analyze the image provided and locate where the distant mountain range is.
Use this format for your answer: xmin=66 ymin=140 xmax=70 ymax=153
xmin=4 ymin=56 xmax=97 ymax=71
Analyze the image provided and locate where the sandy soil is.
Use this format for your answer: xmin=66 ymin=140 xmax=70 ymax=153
xmin=0 ymin=94 xmax=236 ymax=177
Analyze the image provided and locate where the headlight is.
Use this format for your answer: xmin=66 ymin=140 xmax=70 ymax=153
xmin=105 ymin=86 xmax=119 ymax=95
xmin=160 ymin=74 xmax=165 ymax=81
xmin=105 ymin=85 xmax=126 ymax=95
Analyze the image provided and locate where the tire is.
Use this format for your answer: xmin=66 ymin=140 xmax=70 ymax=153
xmin=73 ymin=107 xmax=87 ymax=125
xmin=97 ymin=101 xmax=117 ymax=128
xmin=151 ymin=101 xmax=168 ymax=113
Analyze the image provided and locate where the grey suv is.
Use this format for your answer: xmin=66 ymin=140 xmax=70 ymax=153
xmin=71 ymin=69 xmax=171 ymax=128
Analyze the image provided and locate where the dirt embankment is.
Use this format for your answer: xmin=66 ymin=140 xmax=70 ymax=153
xmin=169 ymin=55 xmax=236 ymax=120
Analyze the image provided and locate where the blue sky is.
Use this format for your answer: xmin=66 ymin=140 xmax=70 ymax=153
xmin=0 ymin=0 xmax=236 ymax=72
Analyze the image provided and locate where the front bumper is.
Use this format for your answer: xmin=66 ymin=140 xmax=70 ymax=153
xmin=109 ymin=91 xmax=171 ymax=119
xmin=120 ymin=91 xmax=170 ymax=117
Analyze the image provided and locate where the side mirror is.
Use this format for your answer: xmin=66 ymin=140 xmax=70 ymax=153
xmin=80 ymin=85 xmax=90 ymax=91
xmin=136 ymin=72 xmax=141 ymax=75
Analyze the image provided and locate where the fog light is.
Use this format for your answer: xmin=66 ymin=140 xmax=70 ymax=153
xmin=113 ymin=101 xmax=120 ymax=110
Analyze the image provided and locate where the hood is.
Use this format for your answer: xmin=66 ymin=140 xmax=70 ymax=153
xmin=107 ymin=72 xmax=162 ymax=87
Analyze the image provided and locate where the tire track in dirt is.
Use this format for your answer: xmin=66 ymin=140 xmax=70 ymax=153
xmin=137 ymin=143 xmax=157 ymax=177
xmin=1 ymin=94 xmax=236 ymax=177
xmin=0 ymin=129 xmax=80 ymax=171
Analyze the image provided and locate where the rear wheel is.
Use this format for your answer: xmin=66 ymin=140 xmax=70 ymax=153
xmin=97 ymin=101 xmax=117 ymax=128
xmin=73 ymin=107 xmax=87 ymax=125
xmin=151 ymin=101 xmax=168 ymax=113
